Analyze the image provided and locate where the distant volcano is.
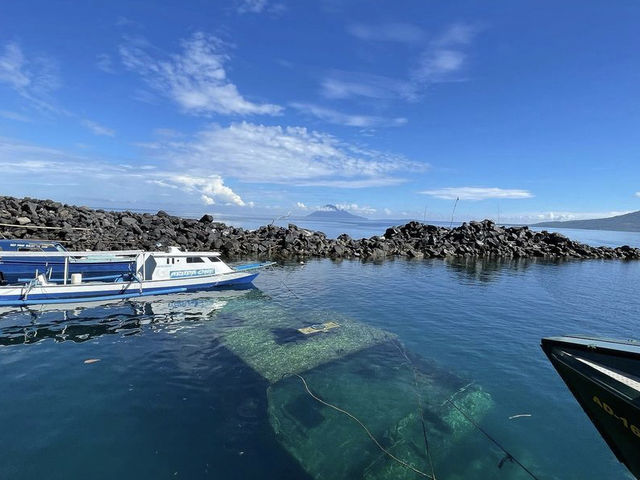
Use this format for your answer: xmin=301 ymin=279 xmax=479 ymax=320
xmin=305 ymin=204 xmax=367 ymax=221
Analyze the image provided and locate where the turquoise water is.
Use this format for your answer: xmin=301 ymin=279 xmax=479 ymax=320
xmin=1 ymin=256 xmax=638 ymax=479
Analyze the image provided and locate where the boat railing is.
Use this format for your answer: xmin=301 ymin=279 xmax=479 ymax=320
xmin=0 ymin=250 xmax=144 ymax=285
xmin=0 ymin=250 xmax=143 ymax=258
xmin=149 ymin=251 xmax=221 ymax=257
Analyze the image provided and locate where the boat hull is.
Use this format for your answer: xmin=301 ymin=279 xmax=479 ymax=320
xmin=541 ymin=336 xmax=640 ymax=479
xmin=0 ymin=270 xmax=259 ymax=306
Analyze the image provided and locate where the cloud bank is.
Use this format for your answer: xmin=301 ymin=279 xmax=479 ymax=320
xmin=120 ymin=32 xmax=282 ymax=116
xmin=420 ymin=187 xmax=533 ymax=201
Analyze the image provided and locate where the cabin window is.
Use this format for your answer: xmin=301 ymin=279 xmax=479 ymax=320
xmin=171 ymin=258 xmax=175 ymax=264
xmin=186 ymin=257 xmax=204 ymax=263
xmin=18 ymin=247 xmax=43 ymax=252
xmin=208 ymin=257 xmax=221 ymax=262
xmin=166 ymin=259 xmax=170 ymax=265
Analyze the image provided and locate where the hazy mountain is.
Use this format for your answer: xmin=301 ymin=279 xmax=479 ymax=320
xmin=305 ymin=204 xmax=367 ymax=221
xmin=533 ymin=210 xmax=640 ymax=232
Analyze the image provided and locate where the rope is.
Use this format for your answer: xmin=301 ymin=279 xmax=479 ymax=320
xmin=392 ymin=340 xmax=437 ymax=479
xmin=277 ymin=266 xmax=301 ymax=300
xmin=445 ymin=399 xmax=540 ymax=480
xmin=293 ymin=373 xmax=433 ymax=479
xmin=0 ymin=222 xmax=90 ymax=231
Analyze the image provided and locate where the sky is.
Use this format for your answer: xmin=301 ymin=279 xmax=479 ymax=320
xmin=0 ymin=0 xmax=639 ymax=223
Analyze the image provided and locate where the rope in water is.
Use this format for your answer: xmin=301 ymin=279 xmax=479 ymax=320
xmin=293 ymin=373 xmax=434 ymax=479
xmin=392 ymin=340 xmax=438 ymax=479
xmin=445 ymin=399 xmax=540 ymax=480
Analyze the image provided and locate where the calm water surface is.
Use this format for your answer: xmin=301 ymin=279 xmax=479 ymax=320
xmin=1 ymin=257 xmax=639 ymax=479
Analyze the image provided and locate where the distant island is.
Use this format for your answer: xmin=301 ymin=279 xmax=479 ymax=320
xmin=305 ymin=204 xmax=367 ymax=221
xmin=533 ymin=210 xmax=640 ymax=232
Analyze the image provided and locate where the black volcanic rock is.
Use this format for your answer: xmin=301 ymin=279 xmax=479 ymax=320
xmin=0 ymin=195 xmax=639 ymax=261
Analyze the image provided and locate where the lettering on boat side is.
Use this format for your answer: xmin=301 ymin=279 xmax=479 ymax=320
xmin=592 ymin=395 xmax=640 ymax=438
xmin=170 ymin=269 xmax=215 ymax=278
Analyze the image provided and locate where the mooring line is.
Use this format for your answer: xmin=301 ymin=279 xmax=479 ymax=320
xmin=294 ymin=373 xmax=434 ymax=479
xmin=445 ymin=399 xmax=540 ymax=480
xmin=392 ymin=340 xmax=438 ymax=479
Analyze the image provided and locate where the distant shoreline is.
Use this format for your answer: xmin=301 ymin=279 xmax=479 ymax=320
xmin=533 ymin=210 xmax=640 ymax=233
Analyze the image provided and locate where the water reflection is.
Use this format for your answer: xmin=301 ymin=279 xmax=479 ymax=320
xmin=445 ymin=257 xmax=560 ymax=283
xmin=0 ymin=287 xmax=260 ymax=346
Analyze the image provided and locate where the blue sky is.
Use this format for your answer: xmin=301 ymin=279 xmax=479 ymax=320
xmin=1 ymin=0 xmax=639 ymax=222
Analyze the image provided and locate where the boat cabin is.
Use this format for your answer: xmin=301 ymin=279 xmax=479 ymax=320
xmin=140 ymin=247 xmax=233 ymax=281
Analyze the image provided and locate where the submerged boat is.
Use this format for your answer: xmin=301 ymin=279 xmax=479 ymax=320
xmin=0 ymin=239 xmax=135 ymax=283
xmin=541 ymin=335 xmax=640 ymax=479
xmin=0 ymin=246 xmax=273 ymax=307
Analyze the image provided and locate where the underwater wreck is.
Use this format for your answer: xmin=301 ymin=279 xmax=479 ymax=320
xmin=215 ymin=302 xmax=535 ymax=479
xmin=1 ymin=292 xmax=537 ymax=479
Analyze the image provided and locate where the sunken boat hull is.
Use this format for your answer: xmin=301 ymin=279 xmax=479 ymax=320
xmin=541 ymin=336 xmax=640 ymax=479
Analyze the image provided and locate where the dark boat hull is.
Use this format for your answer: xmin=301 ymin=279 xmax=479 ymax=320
xmin=541 ymin=336 xmax=640 ymax=479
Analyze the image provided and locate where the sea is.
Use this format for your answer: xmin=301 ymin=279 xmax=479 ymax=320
xmin=1 ymin=218 xmax=639 ymax=480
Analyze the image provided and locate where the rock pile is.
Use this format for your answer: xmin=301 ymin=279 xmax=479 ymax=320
xmin=1 ymin=196 xmax=639 ymax=260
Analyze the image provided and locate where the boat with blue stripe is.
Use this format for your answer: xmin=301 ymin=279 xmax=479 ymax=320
xmin=0 ymin=246 xmax=274 ymax=307
xmin=0 ymin=239 xmax=135 ymax=284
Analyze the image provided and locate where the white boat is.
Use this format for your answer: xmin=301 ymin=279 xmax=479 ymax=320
xmin=0 ymin=247 xmax=274 ymax=307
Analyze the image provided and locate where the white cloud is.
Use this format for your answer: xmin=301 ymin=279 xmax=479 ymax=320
xmin=635 ymin=192 xmax=640 ymax=198
xmin=413 ymin=23 xmax=478 ymax=84
xmin=0 ymin=42 xmax=60 ymax=111
xmin=0 ymin=110 xmax=30 ymax=122
xmin=347 ymin=23 xmax=424 ymax=43
xmin=201 ymin=194 xmax=215 ymax=205
xmin=119 ymin=32 xmax=282 ymax=115
xmin=321 ymin=23 xmax=479 ymax=102
xmin=0 ymin=43 xmax=32 ymax=91
xmin=420 ymin=187 xmax=533 ymax=201
xmin=0 ymin=138 xmax=129 ymax=178
xmin=335 ymin=203 xmax=377 ymax=216
xmin=237 ymin=0 xmax=268 ymax=13
xmin=296 ymin=202 xmax=308 ymax=209
xmin=384 ymin=208 xmax=392 ymax=216
xmin=321 ymin=72 xmax=416 ymax=101
xmin=82 ymin=119 xmax=115 ymax=137
xmin=0 ymin=42 xmax=118 ymax=139
xmin=0 ymin=137 xmax=246 ymax=208
xmin=295 ymin=177 xmax=406 ymax=188
xmin=141 ymin=121 xmax=422 ymax=187
xmin=236 ymin=0 xmax=285 ymax=15
xmin=167 ymin=174 xmax=245 ymax=206
xmin=508 ymin=211 xmax=633 ymax=223
xmin=96 ymin=53 xmax=115 ymax=73
xmin=290 ymin=102 xmax=407 ymax=127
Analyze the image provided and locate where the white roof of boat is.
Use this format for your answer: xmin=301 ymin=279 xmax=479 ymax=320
xmin=0 ymin=250 xmax=143 ymax=258
xmin=0 ymin=249 xmax=222 ymax=258
xmin=152 ymin=251 xmax=221 ymax=257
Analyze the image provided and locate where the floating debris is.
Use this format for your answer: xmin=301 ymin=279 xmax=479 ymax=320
xmin=508 ymin=414 xmax=532 ymax=420
xmin=298 ymin=321 xmax=340 ymax=335
xmin=83 ymin=358 xmax=100 ymax=364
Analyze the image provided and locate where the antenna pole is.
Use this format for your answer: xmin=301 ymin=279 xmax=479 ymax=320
xmin=449 ymin=197 xmax=459 ymax=229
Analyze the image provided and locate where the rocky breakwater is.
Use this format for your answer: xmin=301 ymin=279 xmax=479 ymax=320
xmin=1 ymin=196 xmax=639 ymax=261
